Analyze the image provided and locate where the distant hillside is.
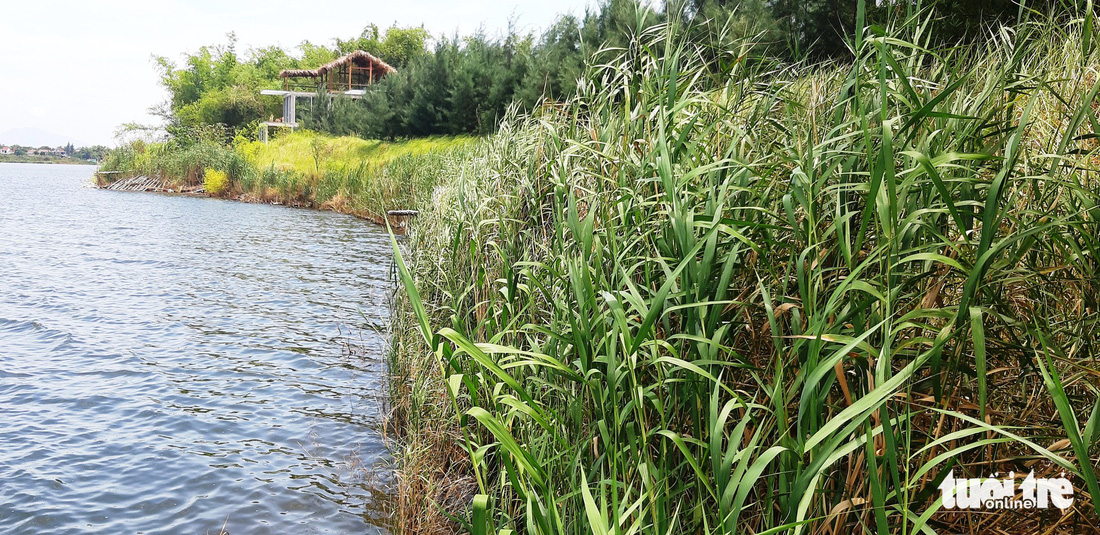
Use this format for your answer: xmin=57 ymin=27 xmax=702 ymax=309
xmin=0 ymin=127 xmax=86 ymax=148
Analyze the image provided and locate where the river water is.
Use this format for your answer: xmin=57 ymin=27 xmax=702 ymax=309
xmin=0 ymin=163 xmax=392 ymax=534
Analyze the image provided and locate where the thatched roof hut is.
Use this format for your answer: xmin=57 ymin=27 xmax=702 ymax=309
xmin=279 ymin=50 xmax=395 ymax=92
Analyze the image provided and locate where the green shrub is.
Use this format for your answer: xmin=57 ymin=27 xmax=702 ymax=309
xmin=203 ymin=168 xmax=229 ymax=195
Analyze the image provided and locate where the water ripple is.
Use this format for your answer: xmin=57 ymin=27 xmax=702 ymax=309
xmin=0 ymin=164 xmax=391 ymax=534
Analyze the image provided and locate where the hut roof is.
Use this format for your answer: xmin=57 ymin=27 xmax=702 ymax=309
xmin=279 ymin=50 xmax=396 ymax=78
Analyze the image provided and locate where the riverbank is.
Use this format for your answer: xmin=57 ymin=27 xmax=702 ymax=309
xmin=100 ymin=12 xmax=1100 ymax=534
xmin=0 ymin=155 xmax=96 ymax=165
xmin=99 ymin=130 xmax=485 ymax=532
xmin=98 ymin=131 xmax=476 ymax=226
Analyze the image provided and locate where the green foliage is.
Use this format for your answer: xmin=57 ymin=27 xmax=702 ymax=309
xmin=236 ymin=130 xmax=474 ymax=175
xmin=203 ymin=168 xmax=229 ymax=195
xmin=0 ymin=143 xmax=107 ymax=162
xmin=102 ymin=128 xmax=473 ymax=218
xmin=390 ymin=4 xmax=1100 ymax=533
xmin=335 ymin=24 xmax=431 ymax=69
xmin=101 ymin=133 xmax=253 ymax=189
xmin=233 ymin=132 xmax=473 ymax=214
xmin=302 ymin=19 xmax=588 ymax=138
xmin=153 ymin=25 xmax=430 ymax=137
xmin=146 ymin=0 xmax=1070 ymax=143
xmin=155 ymin=33 xmax=285 ymax=133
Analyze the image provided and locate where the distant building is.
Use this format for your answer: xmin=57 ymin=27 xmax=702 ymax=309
xmin=278 ymin=50 xmax=396 ymax=93
xmin=258 ymin=50 xmax=395 ymax=142
xmin=0 ymin=146 xmax=12 ymax=155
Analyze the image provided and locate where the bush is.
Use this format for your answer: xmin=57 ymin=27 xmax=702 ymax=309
xmin=203 ymin=168 xmax=229 ymax=195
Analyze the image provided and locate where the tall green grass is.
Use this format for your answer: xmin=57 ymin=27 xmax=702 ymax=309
xmin=235 ymin=131 xmax=476 ymax=176
xmin=100 ymin=138 xmax=252 ymax=188
xmin=99 ymin=131 xmax=475 ymax=221
xmin=390 ymin=4 xmax=1100 ymax=533
xmin=233 ymin=131 xmax=476 ymax=216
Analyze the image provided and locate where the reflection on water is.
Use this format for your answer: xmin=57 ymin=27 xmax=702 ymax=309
xmin=0 ymin=163 xmax=392 ymax=534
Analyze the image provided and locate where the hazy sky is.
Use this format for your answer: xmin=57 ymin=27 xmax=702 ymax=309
xmin=0 ymin=0 xmax=596 ymax=147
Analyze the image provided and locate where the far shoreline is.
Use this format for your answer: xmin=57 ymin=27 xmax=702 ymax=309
xmin=0 ymin=158 xmax=98 ymax=166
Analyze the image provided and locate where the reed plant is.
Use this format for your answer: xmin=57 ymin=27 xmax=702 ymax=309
xmin=100 ymin=131 xmax=474 ymax=222
xmin=230 ymin=131 xmax=475 ymax=215
xmin=100 ymin=138 xmax=251 ymax=188
xmin=388 ymin=3 xmax=1100 ymax=533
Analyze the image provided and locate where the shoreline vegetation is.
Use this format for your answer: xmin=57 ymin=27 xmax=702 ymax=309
xmin=97 ymin=131 xmax=474 ymax=226
xmin=0 ymin=144 xmax=109 ymax=166
xmin=100 ymin=2 xmax=1100 ymax=534
xmin=380 ymin=9 xmax=1100 ymax=533
xmin=0 ymin=156 xmax=98 ymax=165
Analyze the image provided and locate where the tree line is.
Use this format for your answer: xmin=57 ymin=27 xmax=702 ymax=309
xmin=0 ymin=143 xmax=109 ymax=160
xmin=151 ymin=0 xmax=1081 ymax=141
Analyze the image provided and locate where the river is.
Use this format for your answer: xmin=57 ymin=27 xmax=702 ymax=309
xmin=0 ymin=163 xmax=392 ymax=534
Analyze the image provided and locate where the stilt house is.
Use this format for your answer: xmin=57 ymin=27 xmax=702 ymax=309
xmin=259 ymin=50 xmax=396 ymax=140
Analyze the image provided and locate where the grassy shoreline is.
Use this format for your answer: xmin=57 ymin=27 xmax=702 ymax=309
xmin=99 ymin=130 xmax=483 ymax=531
xmin=386 ymin=10 xmax=1100 ymax=535
xmin=101 ymin=8 xmax=1100 ymax=534
xmin=98 ymin=132 xmax=475 ymax=225
xmin=0 ymin=156 xmax=97 ymax=165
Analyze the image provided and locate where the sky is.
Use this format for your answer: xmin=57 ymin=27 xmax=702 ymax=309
xmin=0 ymin=0 xmax=597 ymax=147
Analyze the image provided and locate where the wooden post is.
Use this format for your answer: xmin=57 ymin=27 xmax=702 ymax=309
xmin=369 ymin=62 xmax=373 ymax=85
xmin=348 ymin=65 xmax=352 ymax=91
